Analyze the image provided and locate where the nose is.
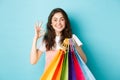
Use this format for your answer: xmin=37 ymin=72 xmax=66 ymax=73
xmin=57 ymin=20 xmax=61 ymax=25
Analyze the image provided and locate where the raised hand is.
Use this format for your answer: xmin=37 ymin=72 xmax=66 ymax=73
xmin=34 ymin=21 xmax=45 ymax=39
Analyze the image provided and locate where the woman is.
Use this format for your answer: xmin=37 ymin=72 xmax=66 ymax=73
xmin=30 ymin=8 xmax=87 ymax=69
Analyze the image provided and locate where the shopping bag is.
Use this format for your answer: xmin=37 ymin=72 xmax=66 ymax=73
xmin=71 ymin=49 xmax=85 ymax=80
xmin=68 ymin=47 xmax=76 ymax=80
xmin=40 ymin=49 xmax=64 ymax=80
xmin=71 ymin=39 xmax=96 ymax=80
xmin=51 ymin=51 xmax=64 ymax=80
xmin=60 ymin=50 xmax=68 ymax=80
xmin=67 ymin=39 xmax=85 ymax=80
xmin=60 ymin=38 xmax=69 ymax=80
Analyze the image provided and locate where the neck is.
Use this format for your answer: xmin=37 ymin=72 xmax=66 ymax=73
xmin=56 ymin=32 xmax=61 ymax=36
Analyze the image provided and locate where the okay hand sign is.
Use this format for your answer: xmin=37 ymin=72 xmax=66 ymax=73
xmin=34 ymin=21 xmax=45 ymax=39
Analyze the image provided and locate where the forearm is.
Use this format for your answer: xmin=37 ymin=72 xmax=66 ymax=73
xmin=30 ymin=37 xmax=39 ymax=64
xmin=75 ymin=45 xmax=87 ymax=63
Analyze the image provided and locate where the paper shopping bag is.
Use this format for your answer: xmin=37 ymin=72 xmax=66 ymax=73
xmin=68 ymin=48 xmax=76 ymax=80
xmin=71 ymin=50 xmax=85 ymax=80
xmin=40 ymin=49 xmax=64 ymax=80
xmin=60 ymin=51 xmax=68 ymax=80
xmin=51 ymin=51 xmax=64 ymax=80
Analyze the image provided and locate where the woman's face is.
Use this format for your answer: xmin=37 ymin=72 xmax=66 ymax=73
xmin=51 ymin=12 xmax=66 ymax=35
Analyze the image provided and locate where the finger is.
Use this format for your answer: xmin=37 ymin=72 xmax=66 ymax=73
xmin=34 ymin=22 xmax=39 ymax=33
xmin=34 ymin=22 xmax=38 ymax=28
xmin=34 ymin=20 xmax=39 ymax=27
xmin=39 ymin=21 xmax=43 ymax=27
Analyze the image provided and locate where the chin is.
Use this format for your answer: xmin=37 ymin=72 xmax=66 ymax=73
xmin=56 ymin=29 xmax=64 ymax=32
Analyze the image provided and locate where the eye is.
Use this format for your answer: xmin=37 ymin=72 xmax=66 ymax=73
xmin=54 ymin=19 xmax=57 ymax=21
xmin=53 ymin=19 xmax=57 ymax=22
xmin=61 ymin=18 xmax=65 ymax=21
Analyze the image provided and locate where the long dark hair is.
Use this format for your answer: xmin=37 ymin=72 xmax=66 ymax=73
xmin=43 ymin=8 xmax=72 ymax=51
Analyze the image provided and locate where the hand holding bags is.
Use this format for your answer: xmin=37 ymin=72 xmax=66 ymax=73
xmin=40 ymin=38 xmax=96 ymax=80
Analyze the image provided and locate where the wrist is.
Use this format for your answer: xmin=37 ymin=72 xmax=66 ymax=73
xmin=33 ymin=36 xmax=39 ymax=40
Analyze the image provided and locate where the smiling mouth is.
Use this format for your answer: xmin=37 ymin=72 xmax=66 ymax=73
xmin=56 ymin=26 xmax=63 ymax=28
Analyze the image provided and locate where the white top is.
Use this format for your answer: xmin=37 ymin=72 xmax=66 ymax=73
xmin=38 ymin=34 xmax=82 ymax=52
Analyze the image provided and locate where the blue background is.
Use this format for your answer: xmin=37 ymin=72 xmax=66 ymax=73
xmin=0 ymin=0 xmax=120 ymax=80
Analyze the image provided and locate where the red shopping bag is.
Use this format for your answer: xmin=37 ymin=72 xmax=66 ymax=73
xmin=71 ymin=50 xmax=85 ymax=80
